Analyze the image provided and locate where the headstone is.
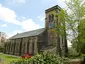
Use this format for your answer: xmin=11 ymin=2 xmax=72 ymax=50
xmin=0 ymin=58 xmax=5 ymax=64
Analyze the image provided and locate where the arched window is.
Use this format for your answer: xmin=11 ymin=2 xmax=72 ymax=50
xmin=52 ymin=14 xmax=54 ymax=21
xmin=49 ymin=14 xmax=51 ymax=22
xmin=49 ymin=14 xmax=54 ymax=28
xmin=49 ymin=14 xmax=54 ymax=22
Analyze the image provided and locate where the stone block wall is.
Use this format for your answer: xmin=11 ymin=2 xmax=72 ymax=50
xmin=4 ymin=36 xmax=39 ymax=56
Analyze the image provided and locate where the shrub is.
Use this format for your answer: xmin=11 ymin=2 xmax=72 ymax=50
xmin=68 ymin=47 xmax=79 ymax=58
xmin=10 ymin=53 xmax=68 ymax=64
xmin=0 ymin=47 xmax=4 ymax=52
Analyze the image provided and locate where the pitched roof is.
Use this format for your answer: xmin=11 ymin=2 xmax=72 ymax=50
xmin=10 ymin=28 xmax=45 ymax=39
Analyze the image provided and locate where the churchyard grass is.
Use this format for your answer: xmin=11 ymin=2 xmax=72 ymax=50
xmin=0 ymin=53 xmax=19 ymax=64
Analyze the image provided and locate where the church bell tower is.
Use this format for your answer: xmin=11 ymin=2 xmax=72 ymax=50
xmin=45 ymin=5 xmax=61 ymax=46
xmin=45 ymin=5 xmax=68 ymax=56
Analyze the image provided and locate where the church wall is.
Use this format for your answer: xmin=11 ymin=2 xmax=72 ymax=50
xmin=9 ymin=42 xmax=12 ymax=54
xmin=14 ymin=38 xmax=21 ymax=55
xmin=4 ymin=36 xmax=39 ymax=56
xmin=21 ymin=37 xmax=28 ymax=55
xmin=34 ymin=37 xmax=38 ymax=55
xmin=7 ymin=43 xmax=10 ymax=54
xmin=12 ymin=40 xmax=16 ymax=55
xmin=37 ymin=31 xmax=47 ymax=52
xmin=28 ymin=37 xmax=32 ymax=55
xmin=20 ymin=36 xmax=38 ymax=56
xmin=8 ymin=40 xmax=14 ymax=54
xmin=28 ymin=36 xmax=38 ymax=55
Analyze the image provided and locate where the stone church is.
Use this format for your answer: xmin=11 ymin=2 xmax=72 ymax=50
xmin=4 ymin=5 xmax=68 ymax=56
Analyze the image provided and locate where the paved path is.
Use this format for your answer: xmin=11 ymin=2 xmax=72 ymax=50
xmin=65 ymin=58 xmax=83 ymax=63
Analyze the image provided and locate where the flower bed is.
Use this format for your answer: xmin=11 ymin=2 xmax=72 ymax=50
xmin=10 ymin=53 xmax=68 ymax=64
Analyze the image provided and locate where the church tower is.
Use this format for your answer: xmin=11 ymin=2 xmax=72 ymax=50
xmin=45 ymin=5 xmax=68 ymax=56
xmin=45 ymin=5 xmax=60 ymax=45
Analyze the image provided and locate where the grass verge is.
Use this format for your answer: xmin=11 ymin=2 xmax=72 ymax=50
xmin=0 ymin=53 xmax=20 ymax=64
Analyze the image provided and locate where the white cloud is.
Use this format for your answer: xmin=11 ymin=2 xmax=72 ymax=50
xmin=12 ymin=0 xmax=26 ymax=4
xmin=37 ymin=15 xmax=45 ymax=22
xmin=6 ymin=0 xmax=26 ymax=5
xmin=1 ymin=24 xmax=7 ymax=27
xmin=0 ymin=4 xmax=21 ymax=25
xmin=0 ymin=4 xmax=41 ymax=32
xmin=7 ymin=30 xmax=22 ymax=38
xmin=42 ymin=0 xmax=57 ymax=3
xmin=19 ymin=0 xmax=26 ymax=3
xmin=21 ymin=19 xmax=40 ymax=31
xmin=60 ymin=0 xmax=70 ymax=2
xmin=61 ymin=0 xmax=65 ymax=2
xmin=22 ymin=17 xmax=26 ymax=20
xmin=13 ymin=30 xmax=22 ymax=34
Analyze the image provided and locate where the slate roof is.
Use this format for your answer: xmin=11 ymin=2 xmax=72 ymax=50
xmin=10 ymin=28 xmax=45 ymax=39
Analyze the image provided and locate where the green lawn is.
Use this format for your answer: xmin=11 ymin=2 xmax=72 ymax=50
xmin=0 ymin=53 xmax=20 ymax=64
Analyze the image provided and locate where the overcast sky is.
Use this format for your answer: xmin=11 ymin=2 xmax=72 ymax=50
xmin=0 ymin=0 xmax=66 ymax=37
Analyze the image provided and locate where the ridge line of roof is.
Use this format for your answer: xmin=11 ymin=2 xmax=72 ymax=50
xmin=10 ymin=28 xmax=45 ymax=39
xmin=17 ymin=28 xmax=45 ymax=35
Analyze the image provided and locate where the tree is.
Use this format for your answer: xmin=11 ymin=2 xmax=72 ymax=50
xmin=0 ymin=32 xmax=8 ymax=47
xmin=54 ymin=9 xmax=68 ymax=57
xmin=55 ymin=0 xmax=85 ymax=56
xmin=64 ymin=0 xmax=85 ymax=54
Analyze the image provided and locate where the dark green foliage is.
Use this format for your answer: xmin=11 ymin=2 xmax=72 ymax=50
xmin=10 ymin=53 xmax=68 ymax=64
xmin=0 ymin=47 xmax=4 ymax=52
xmin=68 ymin=47 xmax=80 ymax=58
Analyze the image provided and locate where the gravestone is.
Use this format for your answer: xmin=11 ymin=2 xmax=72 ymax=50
xmin=0 ymin=58 xmax=5 ymax=64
